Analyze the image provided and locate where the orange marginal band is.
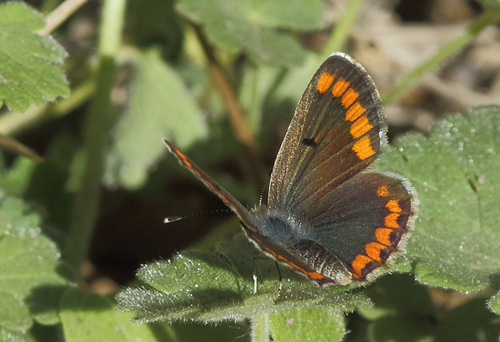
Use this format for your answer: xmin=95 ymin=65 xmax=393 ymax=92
xmin=375 ymin=228 xmax=393 ymax=246
xmin=265 ymin=247 xmax=330 ymax=281
xmin=386 ymin=200 xmax=402 ymax=213
xmin=365 ymin=242 xmax=383 ymax=261
xmin=384 ymin=213 xmax=400 ymax=229
xmin=351 ymin=254 xmax=372 ymax=278
xmin=175 ymin=149 xmax=192 ymax=168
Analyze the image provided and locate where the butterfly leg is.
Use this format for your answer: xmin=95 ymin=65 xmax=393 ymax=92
xmin=251 ymin=256 xmax=265 ymax=294
xmin=274 ymin=261 xmax=283 ymax=295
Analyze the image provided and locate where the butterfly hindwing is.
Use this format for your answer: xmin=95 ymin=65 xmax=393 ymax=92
xmin=302 ymin=172 xmax=415 ymax=280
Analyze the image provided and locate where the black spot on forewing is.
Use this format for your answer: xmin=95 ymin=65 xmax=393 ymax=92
xmin=302 ymin=138 xmax=318 ymax=147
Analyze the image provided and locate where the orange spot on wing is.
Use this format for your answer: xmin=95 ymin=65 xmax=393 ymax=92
xmin=177 ymin=151 xmax=192 ymax=168
xmin=375 ymin=228 xmax=393 ymax=246
xmin=332 ymin=78 xmax=350 ymax=97
xmin=345 ymin=102 xmax=366 ymax=121
xmin=219 ymin=193 xmax=230 ymax=204
xmin=304 ymin=270 xmax=329 ymax=281
xmin=205 ymin=180 xmax=216 ymax=191
xmin=265 ymin=248 xmax=330 ymax=282
xmin=352 ymin=135 xmax=375 ymax=160
xmin=365 ymin=242 xmax=384 ymax=261
xmin=386 ymin=200 xmax=402 ymax=213
xmin=385 ymin=213 xmax=400 ymax=228
xmin=350 ymin=115 xmax=373 ymax=138
xmin=351 ymin=254 xmax=372 ymax=277
xmin=377 ymin=185 xmax=389 ymax=197
xmin=342 ymin=88 xmax=359 ymax=108
xmin=265 ymin=247 xmax=277 ymax=257
xmin=317 ymin=71 xmax=334 ymax=94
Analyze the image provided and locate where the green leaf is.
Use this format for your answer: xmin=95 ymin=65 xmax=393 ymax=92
xmin=246 ymin=0 xmax=324 ymax=30
xmin=487 ymin=292 xmax=500 ymax=315
xmin=118 ymin=105 xmax=500 ymax=337
xmin=478 ymin=0 xmax=500 ymax=11
xmin=166 ymin=322 xmax=250 ymax=342
xmin=358 ymin=275 xmax=499 ymax=341
xmin=116 ymin=234 xmax=371 ymax=324
xmin=105 ymin=49 xmax=208 ymax=189
xmin=0 ymin=2 xmax=69 ymax=112
xmin=360 ymin=275 xmax=436 ymax=341
xmin=368 ymin=315 xmax=435 ymax=342
xmin=0 ymin=157 xmax=37 ymax=197
xmin=358 ymin=274 xmax=435 ymax=321
xmin=377 ymin=105 xmax=500 ymax=292
xmin=434 ymin=298 xmax=500 ymax=342
xmin=0 ymin=291 xmax=31 ymax=331
xmin=25 ymin=133 xmax=77 ymax=230
xmin=0 ymin=193 xmax=69 ymax=330
xmin=269 ymin=307 xmax=345 ymax=342
xmin=0 ymin=327 xmax=35 ymax=342
xmin=177 ymin=0 xmax=324 ymax=66
xmin=125 ymin=0 xmax=183 ymax=57
xmin=60 ymin=288 xmax=157 ymax=342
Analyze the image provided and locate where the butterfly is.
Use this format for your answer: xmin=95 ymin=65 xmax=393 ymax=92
xmin=164 ymin=52 xmax=416 ymax=286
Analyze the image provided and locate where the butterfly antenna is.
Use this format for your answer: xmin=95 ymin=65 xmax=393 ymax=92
xmin=163 ymin=216 xmax=182 ymax=224
xmin=163 ymin=208 xmax=232 ymax=225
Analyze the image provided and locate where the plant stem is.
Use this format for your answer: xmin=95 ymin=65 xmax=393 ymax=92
xmin=252 ymin=312 xmax=270 ymax=342
xmin=382 ymin=11 xmax=500 ymax=105
xmin=64 ymin=0 xmax=126 ymax=269
xmin=322 ymin=0 xmax=363 ymax=58
xmin=193 ymin=25 xmax=266 ymax=194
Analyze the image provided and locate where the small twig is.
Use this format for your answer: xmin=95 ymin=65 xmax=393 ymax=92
xmin=38 ymin=0 xmax=89 ymax=35
xmin=193 ymin=26 xmax=267 ymax=194
xmin=0 ymin=135 xmax=44 ymax=162
xmin=382 ymin=11 xmax=500 ymax=105
xmin=193 ymin=25 xmax=256 ymax=149
xmin=423 ymin=74 xmax=500 ymax=108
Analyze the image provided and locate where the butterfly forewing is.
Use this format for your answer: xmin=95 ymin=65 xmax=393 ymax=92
xmin=163 ymin=139 xmax=256 ymax=228
xmin=265 ymin=53 xmax=416 ymax=283
xmin=268 ymin=53 xmax=385 ymax=214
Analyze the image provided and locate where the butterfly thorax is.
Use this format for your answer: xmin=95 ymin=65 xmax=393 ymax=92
xmin=251 ymin=208 xmax=305 ymax=248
